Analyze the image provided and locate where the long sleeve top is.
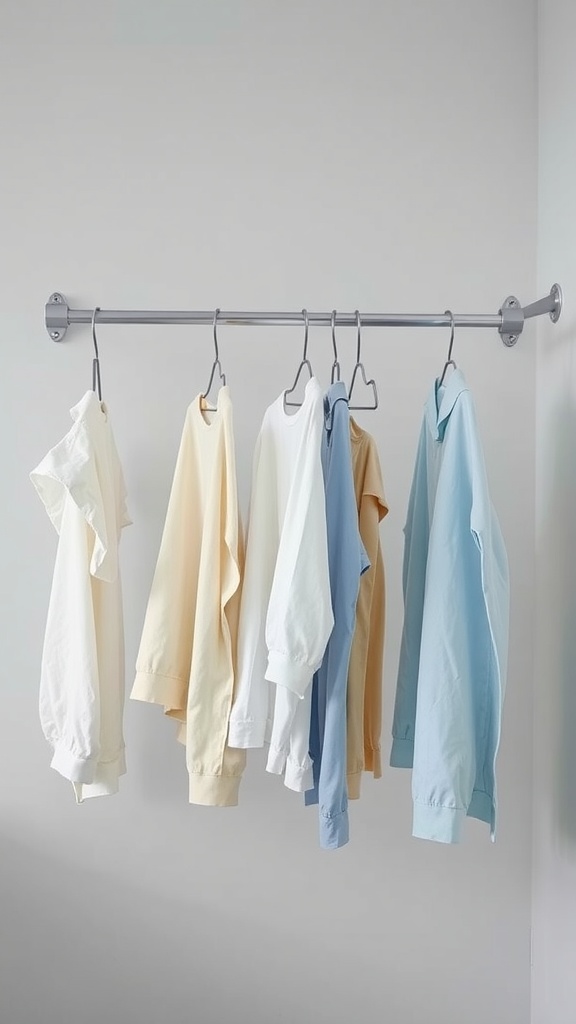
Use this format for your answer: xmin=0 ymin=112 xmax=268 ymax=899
xmin=227 ymin=377 xmax=334 ymax=792
xmin=305 ymin=384 xmax=369 ymax=849
xmin=390 ymin=369 xmax=509 ymax=843
xmin=30 ymin=391 xmax=132 ymax=802
xmin=346 ymin=418 xmax=388 ymax=799
xmin=131 ymin=386 xmax=246 ymax=807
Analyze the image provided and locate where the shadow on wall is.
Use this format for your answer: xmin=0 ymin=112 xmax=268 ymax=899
xmin=0 ymin=832 xmax=278 ymax=1024
xmin=548 ymin=395 xmax=576 ymax=848
xmin=0 ymin=829 xmax=410 ymax=1024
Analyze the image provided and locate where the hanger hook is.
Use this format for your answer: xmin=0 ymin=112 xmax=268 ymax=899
xmin=201 ymin=308 xmax=226 ymax=403
xmin=284 ymin=308 xmax=313 ymax=407
xmin=92 ymin=306 xmax=100 ymax=360
xmin=348 ymin=308 xmax=378 ymax=410
xmin=91 ymin=306 xmax=102 ymax=401
xmin=445 ymin=309 xmax=455 ymax=363
xmin=213 ymin=308 xmax=220 ymax=362
xmin=355 ymin=309 xmax=362 ymax=364
xmin=331 ymin=309 xmax=341 ymax=383
xmin=302 ymin=308 xmax=309 ymax=361
xmin=439 ymin=309 xmax=456 ymax=386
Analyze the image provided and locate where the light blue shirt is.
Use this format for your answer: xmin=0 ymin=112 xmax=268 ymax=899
xmin=305 ymin=383 xmax=369 ymax=850
xmin=390 ymin=369 xmax=509 ymax=844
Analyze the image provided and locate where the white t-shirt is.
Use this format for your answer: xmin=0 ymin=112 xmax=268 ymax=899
xmin=228 ymin=377 xmax=334 ymax=791
xmin=31 ymin=391 xmax=131 ymax=802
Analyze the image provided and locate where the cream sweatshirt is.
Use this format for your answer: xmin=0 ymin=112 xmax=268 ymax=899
xmin=131 ymin=386 xmax=246 ymax=806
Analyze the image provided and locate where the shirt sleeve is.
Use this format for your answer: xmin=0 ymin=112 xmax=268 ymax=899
xmin=31 ymin=437 xmax=104 ymax=787
xmin=30 ymin=421 xmax=112 ymax=581
xmin=264 ymin=411 xmax=334 ymax=698
xmin=131 ymin=414 xmax=195 ymax=717
xmin=363 ymin=441 xmax=389 ymax=523
xmin=390 ymin=424 xmax=429 ymax=770
xmin=228 ymin=429 xmax=278 ymax=748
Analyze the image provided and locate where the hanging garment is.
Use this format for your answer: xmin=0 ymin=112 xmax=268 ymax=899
xmin=30 ymin=391 xmax=132 ymax=802
xmin=305 ymin=384 xmax=369 ymax=849
xmin=390 ymin=369 xmax=509 ymax=843
xmin=131 ymin=386 xmax=245 ymax=807
xmin=346 ymin=417 xmax=388 ymax=800
xmin=227 ymin=377 xmax=334 ymax=792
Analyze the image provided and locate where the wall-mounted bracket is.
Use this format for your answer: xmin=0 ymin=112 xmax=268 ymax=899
xmin=499 ymin=296 xmax=524 ymax=347
xmin=45 ymin=292 xmax=69 ymax=342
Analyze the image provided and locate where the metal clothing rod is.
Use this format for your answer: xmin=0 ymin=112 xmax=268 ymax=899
xmin=45 ymin=284 xmax=563 ymax=348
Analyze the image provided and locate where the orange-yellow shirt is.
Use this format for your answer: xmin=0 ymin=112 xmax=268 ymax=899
xmin=347 ymin=418 xmax=388 ymax=799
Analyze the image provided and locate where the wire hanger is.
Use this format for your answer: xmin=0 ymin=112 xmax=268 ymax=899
xmin=330 ymin=309 xmax=341 ymax=383
xmin=91 ymin=306 xmax=103 ymax=401
xmin=201 ymin=308 xmax=226 ymax=411
xmin=439 ymin=309 xmax=456 ymax=386
xmin=284 ymin=309 xmax=314 ymax=408
xmin=348 ymin=310 xmax=378 ymax=410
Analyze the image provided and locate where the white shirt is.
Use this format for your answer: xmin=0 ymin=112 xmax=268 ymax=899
xmin=228 ymin=378 xmax=334 ymax=791
xmin=31 ymin=391 xmax=131 ymax=802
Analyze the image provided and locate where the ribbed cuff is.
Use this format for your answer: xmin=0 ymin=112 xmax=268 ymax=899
xmin=228 ymin=718 xmax=267 ymax=749
xmin=390 ymin=736 xmax=414 ymax=768
xmin=412 ymin=801 xmax=465 ymax=844
xmin=319 ymin=809 xmax=349 ymax=850
xmin=131 ymin=670 xmax=184 ymax=712
xmin=189 ymin=773 xmax=241 ymax=807
xmin=265 ymin=651 xmax=313 ymax=698
xmin=347 ymin=771 xmax=362 ymax=800
xmin=51 ymin=744 xmax=97 ymax=784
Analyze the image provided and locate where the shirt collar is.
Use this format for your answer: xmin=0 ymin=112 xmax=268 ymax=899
xmin=425 ymin=367 xmax=468 ymax=441
xmin=323 ymin=381 xmax=349 ymax=427
xmin=324 ymin=380 xmax=348 ymax=411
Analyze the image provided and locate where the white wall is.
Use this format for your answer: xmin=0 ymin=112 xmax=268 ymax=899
xmin=0 ymin=4 xmax=537 ymax=1022
xmin=533 ymin=2 xmax=576 ymax=1020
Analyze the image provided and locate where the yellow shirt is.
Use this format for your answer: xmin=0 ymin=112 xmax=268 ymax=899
xmin=131 ymin=387 xmax=245 ymax=806
xmin=347 ymin=418 xmax=388 ymax=799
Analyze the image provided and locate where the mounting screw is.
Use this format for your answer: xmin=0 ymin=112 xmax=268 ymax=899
xmin=50 ymin=331 xmax=61 ymax=340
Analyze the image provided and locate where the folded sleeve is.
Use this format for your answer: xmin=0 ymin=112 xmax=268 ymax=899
xmin=30 ymin=422 xmax=113 ymax=582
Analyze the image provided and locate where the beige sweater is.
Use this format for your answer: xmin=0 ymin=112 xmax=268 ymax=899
xmin=131 ymin=387 xmax=245 ymax=806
